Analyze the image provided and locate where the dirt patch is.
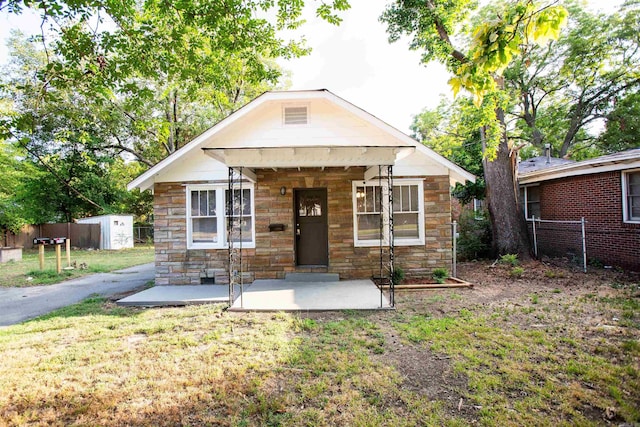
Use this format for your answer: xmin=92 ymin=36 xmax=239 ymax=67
xmin=374 ymin=318 xmax=478 ymax=422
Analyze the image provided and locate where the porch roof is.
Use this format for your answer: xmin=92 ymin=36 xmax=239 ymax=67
xmin=202 ymin=145 xmax=415 ymax=170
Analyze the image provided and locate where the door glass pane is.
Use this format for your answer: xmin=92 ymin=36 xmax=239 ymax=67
xmin=357 ymin=214 xmax=380 ymax=240
xmin=395 ymin=213 xmax=419 ymax=239
xmin=192 ymin=218 xmax=217 ymax=242
xmin=298 ymin=195 xmax=322 ymax=217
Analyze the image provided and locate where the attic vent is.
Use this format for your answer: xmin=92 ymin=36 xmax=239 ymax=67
xmin=284 ymin=106 xmax=308 ymax=125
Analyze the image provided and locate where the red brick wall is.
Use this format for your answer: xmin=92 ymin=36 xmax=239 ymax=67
xmin=153 ymin=168 xmax=453 ymax=285
xmin=534 ymin=171 xmax=640 ymax=271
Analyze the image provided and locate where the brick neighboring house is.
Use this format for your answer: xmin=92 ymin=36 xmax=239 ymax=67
xmin=128 ymin=89 xmax=475 ymax=285
xmin=518 ymin=148 xmax=640 ymax=271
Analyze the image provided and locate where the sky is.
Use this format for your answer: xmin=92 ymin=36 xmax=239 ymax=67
xmin=0 ymin=0 xmax=622 ymax=134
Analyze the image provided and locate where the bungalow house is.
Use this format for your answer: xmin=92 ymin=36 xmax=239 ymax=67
xmin=519 ymin=148 xmax=640 ymax=271
xmin=128 ymin=89 xmax=475 ymax=288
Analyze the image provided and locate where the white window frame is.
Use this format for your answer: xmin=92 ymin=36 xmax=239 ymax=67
xmin=622 ymin=169 xmax=640 ymax=224
xmin=282 ymin=103 xmax=310 ymax=126
xmin=186 ymin=184 xmax=256 ymax=249
xmin=521 ymin=185 xmax=541 ymax=220
xmin=352 ymin=179 xmax=425 ymax=247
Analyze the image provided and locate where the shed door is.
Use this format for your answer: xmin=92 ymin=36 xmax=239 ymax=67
xmin=295 ymin=188 xmax=328 ymax=266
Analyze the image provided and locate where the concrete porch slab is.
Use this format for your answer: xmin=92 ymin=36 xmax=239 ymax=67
xmin=117 ymin=285 xmax=239 ymax=306
xmin=229 ymin=279 xmax=391 ymax=311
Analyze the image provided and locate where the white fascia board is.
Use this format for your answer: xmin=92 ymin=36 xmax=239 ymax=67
xmin=519 ymin=157 xmax=640 ymax=184
xmin=127 ymin=91 xmax=277 ymax=191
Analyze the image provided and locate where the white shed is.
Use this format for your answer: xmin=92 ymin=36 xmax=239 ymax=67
xmin=76 ymin=214 xmax=134 ymax=250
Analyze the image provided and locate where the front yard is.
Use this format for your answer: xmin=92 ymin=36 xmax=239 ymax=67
xmin=0 ymin=261 xmax=638 ymax=426
xmin=0 ymin=246 xmax=155 ymax=287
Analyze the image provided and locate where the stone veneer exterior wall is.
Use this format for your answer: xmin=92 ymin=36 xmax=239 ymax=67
xmin=153 ymin=167 xmax=452 ymax=285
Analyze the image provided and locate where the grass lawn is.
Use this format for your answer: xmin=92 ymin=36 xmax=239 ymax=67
xmin=0 ymin=245 xmax=155 ymax=287
xmin=0 ymin=261 xmax=638 ymax=426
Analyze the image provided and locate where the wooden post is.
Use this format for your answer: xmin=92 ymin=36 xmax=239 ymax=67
xmin=66 ymin=238 xmax=71 ymax=267
xmin=55 ymin=244 xmax=61 ymax=274
xmin=39 ymin=244 xmax=45 ymax=270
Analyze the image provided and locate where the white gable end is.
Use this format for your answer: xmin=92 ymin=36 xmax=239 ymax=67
xmin=128 ymin=90 xmax=475 ymax=191
xmin=203 ymin=98 xmax=402 ymax=149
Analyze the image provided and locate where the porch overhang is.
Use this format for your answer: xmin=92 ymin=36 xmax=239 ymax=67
xmin=202 ymin=145 xmax=415 ymax=174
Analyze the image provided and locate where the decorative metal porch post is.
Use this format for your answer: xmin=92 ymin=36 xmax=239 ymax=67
xmin=227 ymin=168 xmax=236 ymax=306
xmin=378 ymin=165 xmax=384 ymax=308
xmin=387 ymin=165 xmax=395 ymax=307
xmin=227 ymin=167 xmax=245 ymax=307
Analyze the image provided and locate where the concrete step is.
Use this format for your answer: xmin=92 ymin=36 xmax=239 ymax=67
xmin=285 ymin=273 xmax=339 ymax=282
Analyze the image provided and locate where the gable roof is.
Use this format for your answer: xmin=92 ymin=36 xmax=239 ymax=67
xmin=519 ymin=148 xmax=640 ymax=185
xmin=128 ymin=89 xmax=475 ymax=191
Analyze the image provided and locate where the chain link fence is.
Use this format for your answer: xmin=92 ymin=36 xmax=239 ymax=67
xmin=527 ymin=216 xmax=587 ymax=272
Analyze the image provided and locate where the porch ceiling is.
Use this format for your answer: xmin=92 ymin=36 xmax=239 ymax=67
xmin=202 ymin=145 xmax=415 ymax=169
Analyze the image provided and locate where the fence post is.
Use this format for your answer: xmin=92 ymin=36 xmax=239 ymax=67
xmin=532 ymin=215 xmax=538 ymax=258
xmin=581 ymin=217 xmax=587 ymax=273
xmin=38 ymin=244 xmax=45 ymax=270
xmin=452 ymin=220 xmax=457 ymax=278
xmin=55 ymin=244 xmax=62 ymax=274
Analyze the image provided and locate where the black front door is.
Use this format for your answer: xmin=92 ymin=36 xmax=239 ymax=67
xmin=295 ymin=188 xmax=328 ymax=266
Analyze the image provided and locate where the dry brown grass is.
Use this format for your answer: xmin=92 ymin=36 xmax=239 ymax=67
xmin=0 ymin=260 xmax=638 ymax=426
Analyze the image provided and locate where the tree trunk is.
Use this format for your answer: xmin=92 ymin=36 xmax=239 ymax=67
xmin=483 ymin=110 xmax=531 ymax=258
xmin=560 ymin=100 xmax=584 ymax=157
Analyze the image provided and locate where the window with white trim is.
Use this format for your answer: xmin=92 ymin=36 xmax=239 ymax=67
xmin=521 ymin=185 xmax=541 ymax=219
xmin=623 ymin=170 xmax=640 ymax=223
xmin=186 ymin=184 xmax=255 ymax=249
xmin=353 ymin=180 xmax=425 ymax=246
xmin=190 ymin=188 xmax=219 ymax=244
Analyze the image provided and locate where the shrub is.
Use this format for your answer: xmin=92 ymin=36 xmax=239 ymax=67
xmin=510 ymin=266 xmax=524 ymax=278
xmin=456 ymin=209 xmax=492 ymax=261
xmin=500 ymin=253 xmax=519 ymax=266
xmin=391 ymin=266 xmax=405 ymax=286
xmin=432 ymin=268 xmax=449 ymax=284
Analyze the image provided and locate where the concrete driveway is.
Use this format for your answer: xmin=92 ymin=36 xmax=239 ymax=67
xmin=0 ymin=262 xmax=155 ymax=326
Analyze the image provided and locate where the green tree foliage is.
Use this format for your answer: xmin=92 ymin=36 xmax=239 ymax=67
xmin=382 ymin=0 xmax=567 ymax=256
xmin=411 ymin=97 xmax=484 ymax=176
xmin=0 ymin=0 xmax=349 ymax=225
xmin=411 ymin=97 xmax=485 ymax=204
xmin=597 ymin=91 xmax=640 ymax=154
xmin=505 ymin=0 xmax=640 ymax=159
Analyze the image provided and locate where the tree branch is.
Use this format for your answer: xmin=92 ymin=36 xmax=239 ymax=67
xmin=425 ymin=0 xmax=468 ymax=64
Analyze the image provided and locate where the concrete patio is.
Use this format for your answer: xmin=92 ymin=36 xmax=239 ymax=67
xmin=229 ymin=278 xmax=391 ymax=311
xmin=117 ymin=274 xmax=391 ymax=311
